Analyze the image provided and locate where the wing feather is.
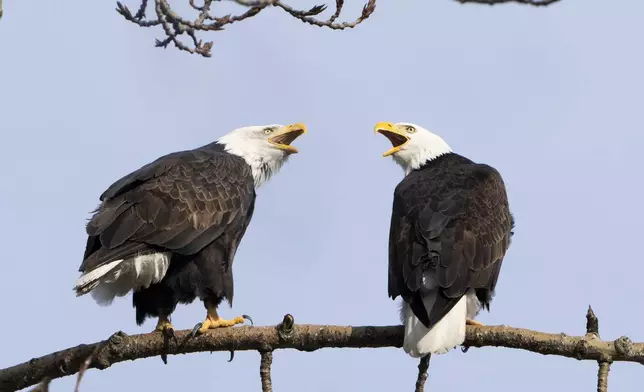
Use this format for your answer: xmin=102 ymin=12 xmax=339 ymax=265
xmin=98 ymin=208 xmax=145 ymax=249
xmin=80 ymin=146 xmax=255 ymax=274
xmin=388 ymin=156 xmax=513 ymax=328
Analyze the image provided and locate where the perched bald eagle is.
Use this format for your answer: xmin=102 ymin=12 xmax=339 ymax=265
xmin=74 ymin=123 xmax=306 ymax=336
xmin=375 ymin=122 xmax=514 ymax=358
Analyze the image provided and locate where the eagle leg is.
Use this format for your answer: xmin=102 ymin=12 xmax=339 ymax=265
xmin=155 ymin=316 xmax=176 ymax=335
xmin=190 ymin=306 xmax=252 ymax=338
xmin=466 ymin=319 xmax=485 ymax=327
xmin=155 ymin=316 xmax=177 ymax=365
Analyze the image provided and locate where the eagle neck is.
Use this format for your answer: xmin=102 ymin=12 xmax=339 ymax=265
xmin=392 ymin=134 xmax=452 ymax=176
xmin=212 ymin=141 xmax=288 ymax=188
xmin=396 ymin=150 xmax=453 ymax=176
xmin=248 ymin=157 xmax=288 ymax=188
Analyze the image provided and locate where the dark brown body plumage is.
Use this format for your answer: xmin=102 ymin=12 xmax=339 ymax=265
xmin=77 ymin=142 xmax=256 ymax=325
xmin=388 ymin=152 xmax=514 ymax=329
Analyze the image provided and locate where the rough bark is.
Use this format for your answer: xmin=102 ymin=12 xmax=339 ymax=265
xmin=414 ymin=355 xmax=430 ymax=392
xmin=259 ymin=351 xmax=273 ymax=392
xmin=1 ymin=312 xmax=642 ymax=392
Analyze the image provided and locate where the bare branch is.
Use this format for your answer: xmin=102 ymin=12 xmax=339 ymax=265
xmin=115 ymin=0 xmax=375 ymax=57
xmin=1 ymin=310 xmax=642 ymax=392
xmin=455 ymin=0 xmax=562 ymax=5
xmin=0 ymin=0 xmax=4 ymax=20
xmin=259 ymin=351 xmax=273 ymax=392
xmin=27 ymin=378 xmax=50 ymax=392
xmin=584 ymin=305 xmax=612 ymax=392
xmin=586 ymin=305 xmax=600 ymax=337
xmin=414 ymin=355 xmax=430 ymax=392
xmin=74 ymin=347 xmax=99 ymax=392
xmin=597 ymin=361 xmax=611 ymax=392
xmin=327 ymin=0 xmax=343 ymax=24
xmin=112 ymin=0 xmax=563 ymax=57
xmin=271 ymin=0 xmax=376 ymax=30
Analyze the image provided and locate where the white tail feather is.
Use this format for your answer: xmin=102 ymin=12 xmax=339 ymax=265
xmin=401 ymin=294 xmax=467 ymax=357
xmin=73 ymin=252 xmax=171 ymax=306
xmin=74 ymin=259 xmax=123 ymax=291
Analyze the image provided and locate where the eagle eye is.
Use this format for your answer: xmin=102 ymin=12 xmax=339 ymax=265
xmin=405 ymin=126 xmax=416 ymax=134
xmin=263 ymin=128 xmax=274 ymax=135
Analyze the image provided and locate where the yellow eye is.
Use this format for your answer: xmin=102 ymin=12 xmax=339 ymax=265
xmin=264 ymin=128 xmax=273 ymax=134
xmin=405 ymin=126 xmax=416 ymax=133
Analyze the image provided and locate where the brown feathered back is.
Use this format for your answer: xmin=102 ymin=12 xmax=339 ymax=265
xmin=388 ymin=152 xmax=514 ymax=328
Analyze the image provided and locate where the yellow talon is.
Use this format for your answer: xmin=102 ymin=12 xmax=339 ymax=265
xmin=192 ymin=304 xmax=252 ymax=336
xmin=197 ymin=314 xmax=246 ymax=334
xmin=155 ymin=317 xmax=175 ymax=333
xmin=466 ymin=319 xmax=485 ymax=327
xmin=155 ymin=316 xmax=177 ymax=364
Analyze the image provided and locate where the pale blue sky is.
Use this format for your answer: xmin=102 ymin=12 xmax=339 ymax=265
xmin=1 ymin=0 xmax=643 ymax=391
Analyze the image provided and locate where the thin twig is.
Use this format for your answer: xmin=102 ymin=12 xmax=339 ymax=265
xmin=274 ymin=0 xmax=376 ymax=30
xmin=455 ymin=0 xmax=562 ymax=5
xmin=27 ymin=378 xmax=50 ymax=392
xmin=73 ymin=356 xmax=92 ymax=392
xmin=114 ymin=0 xmax=376 ymax=57
xmin=74 ymin=346 xmax=102 ymax=392
xmin=414 ymin=355 xmax=430 ymax=392
xmin=0 ymin=0 xmax=3 ymax=20
xmin=596 ymin=361 xmax=611 ymax=392
xmin=327 ymin=0 xmax=343 ymax=23
xmin=586 ymin=305 xmax=600 ymax=337
xmin=113 ymin=0 xmax=562 ymax=57
xmin=259 ymin=351 xmax=273 ymax=392
xmin=1 ymin=312 xmax=642 ymax=391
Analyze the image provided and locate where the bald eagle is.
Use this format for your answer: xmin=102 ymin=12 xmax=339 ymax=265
xmin=375 ymin=122 xmax=514 ymax=358
xmin=74 ymin=123 xmax=306 ymax=336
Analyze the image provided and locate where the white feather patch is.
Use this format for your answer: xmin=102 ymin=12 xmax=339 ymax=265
xmin=74 ymin=252 xmax=171 ymax=306
xmin=400 ymin=272 xmax=484 ymax=357
xmin=400 ymin=274 xmax=483 ymax=358
xmin=401 ymin=294 xmax=467 ymax=357
xmin=466 ymin=290 xmax=482 ymax=319
xmin=74 ymin=259 xmax=123 ymax=290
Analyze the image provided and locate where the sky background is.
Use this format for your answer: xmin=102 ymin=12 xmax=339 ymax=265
xmin=1 ymin=0 xmax=643 ymax=391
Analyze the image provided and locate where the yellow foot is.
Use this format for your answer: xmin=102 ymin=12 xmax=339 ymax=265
xmin=155 ymin=317 xmax=177 ymax=364
xmin=466 ymin=319 xmax=485 ymax=327
xmin=155 ymin=318 xmax=175 ymax=333
xmin=197 ymin=315 xmax=246 ymax=333
xmin=191 ymin=314 xmax=253 ymax=337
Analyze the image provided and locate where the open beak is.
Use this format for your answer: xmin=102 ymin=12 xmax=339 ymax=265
xmin=374 ymin=122 xmax=409 ymax=157
xmin=268 ymin=123 xmax=307 ymax=154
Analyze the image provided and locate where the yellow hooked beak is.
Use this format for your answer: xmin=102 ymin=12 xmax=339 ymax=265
xmin=374 ymin=122 xmax=409 ymax=157
xmin=268 ymin=123 xmax=307 ymax=153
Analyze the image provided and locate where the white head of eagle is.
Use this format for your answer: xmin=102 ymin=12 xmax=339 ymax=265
xmin=375 ymin=121 xmax=513 ymax=359
xmin=218 ymin=123 xmax=307 ymax=187
xmin=374 ymin=122 xmax=452 ymax=175
xmin=73 ymin=122 xmax=307 ymax=336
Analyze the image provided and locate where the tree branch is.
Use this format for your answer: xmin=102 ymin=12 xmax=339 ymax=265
xmin=586 ymin=305 xmax=600 ymax=337
xmin=597 ymin=361 xmax=611 ymax=392
xmin=1 ymin=309 xmax=642 ymax=391
xmin=414 ymin=355 xmax=430 ymax=392
xmin=113 ymin=0 xmax=563 ymax=57
xmin=454 ymin=0 xmax=562 ymax=5
xmin=26 ymin=378 xmax=49 ymax=392
xmin=584 ymin=306 xmax=612 ymax=392
xmin=259 ymin=351 xmax=273 ymax=392
xmin=115 ymin=0 xmax=376 ymax=57
xmin=73 ymin=346 xmax=98 ymax=392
